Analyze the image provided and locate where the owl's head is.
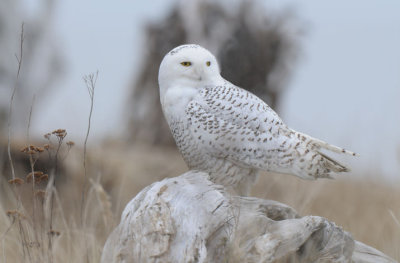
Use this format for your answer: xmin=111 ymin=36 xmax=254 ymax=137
xmin=158 ymin=44 xmax=221 ymax=93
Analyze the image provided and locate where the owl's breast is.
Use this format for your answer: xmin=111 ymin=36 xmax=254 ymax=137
xmin=168 ymin=117 xmax=207 ymax=168
xmin=162 ymin=86 xmax=198 ymax=121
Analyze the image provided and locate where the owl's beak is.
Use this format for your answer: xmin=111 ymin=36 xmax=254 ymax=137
xmin=194 ymin=67 xmax=204 ymax=81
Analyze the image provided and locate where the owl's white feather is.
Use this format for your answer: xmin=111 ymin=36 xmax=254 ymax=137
xmin=159 ymin=44 xmax=356 ymax=195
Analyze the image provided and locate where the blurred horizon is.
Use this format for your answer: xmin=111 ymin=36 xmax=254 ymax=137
xmin=4 ymin=0 xmax=400 ymax=180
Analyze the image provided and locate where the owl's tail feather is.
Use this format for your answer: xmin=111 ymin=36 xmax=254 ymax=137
xmin=289 ymin=131 xmax=355 ymax=180
xmin=291 ymin=151 xmax=351 ymax=181
xmin=318 ymin=151 xmax=350 ymax=173
xmin=296 ymin=131 xmax=358 ymax=157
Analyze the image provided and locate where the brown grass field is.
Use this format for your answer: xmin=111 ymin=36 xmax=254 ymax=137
xmin=1 ymin=141 xmax=399 ymax=262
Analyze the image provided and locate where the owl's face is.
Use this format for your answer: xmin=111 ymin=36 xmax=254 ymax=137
xmin=158 ymin=45 xmax=221 ymax=92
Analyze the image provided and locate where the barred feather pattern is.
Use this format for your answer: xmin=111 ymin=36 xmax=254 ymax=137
xmin=159 ymin=44 xmax=356 ymax=195
xmin=166 ymin=84 xmax=354 ymax=195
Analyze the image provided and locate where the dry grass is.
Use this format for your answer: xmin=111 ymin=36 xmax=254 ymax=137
xmin=1 ymin=142 xmax=399 ymax=262
xmin=0 ymin=133 xmax=112 ymax=263
xmin=253 ymin=171 xmax=400 ymax=260
xmin=90 ymin=142 xmax=400 ymax=261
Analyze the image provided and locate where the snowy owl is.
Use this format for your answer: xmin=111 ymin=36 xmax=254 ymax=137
xmin=159 ymin=44 xmax=356 ymax=195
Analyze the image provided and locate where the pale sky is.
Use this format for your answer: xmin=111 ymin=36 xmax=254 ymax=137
xmin=22 ymin=0 xmax=400 ymax=179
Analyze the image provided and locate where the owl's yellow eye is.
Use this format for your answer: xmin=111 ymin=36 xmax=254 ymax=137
xmin=206 ymin=61 xmax=211 ymax=66
xmin=180 ymin=61 xmax=192 ymax=67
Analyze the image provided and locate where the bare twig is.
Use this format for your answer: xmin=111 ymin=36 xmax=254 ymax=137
xmin=81 ymin=71 xmax=98 ymax=208
xmin=26 ymin=95 xmax=39 ymax=260
xmin=389 ymin=209 xmax=400 ymax=229
xmin=18 ymin=219 xmax=32 ymax=263
xmin=26 ymin=95 xmax=39 ymax=240
xmin=7 ymin=23 xmax=24 ymax=181
xmin=82 ymin=71 xmax=98 ymax=176
xmin=49 ymin=133 xmax=65 ymax=222
xmin=48 ymin=130 xmax=66 ymax=263
xmin=81 ymin=70 xmax=98 ymax=263
xmin=26 ymin=95 xmax=36 ymax=143
xmin=2 ymin=22 xmax=24 ymax=259
xmin=0 ymin=218 xmax=16 ymax=242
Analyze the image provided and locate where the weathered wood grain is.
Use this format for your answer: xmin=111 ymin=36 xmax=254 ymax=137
xmin=101 ymin=171 xmax=397 ymax=263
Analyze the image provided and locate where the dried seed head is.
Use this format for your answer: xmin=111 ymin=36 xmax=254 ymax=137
xmin=66 ymin=141 xmax=75 ymax=147
xmin=35 ymin=190 xmax=46 ymax=199
xmin=26 ymin=242 xmax=40 ymax=248
xmin=6 ymin=210 xmax=26 ymax=220
xmin=21 ymin=145 xmax=44 ymax=154
xmin=52 ymin=129 xmax=67 ymax=139
xmin=36 ymin=146 xmax=44 ymax=153
xmin=20 ymin=146 xmax=29 ymax=153
xmin=8 ymin=178 xmax=24 ymax=185
xmin=27 ymin=171 xmax=44 ymax=183
xmin=52 ymin=129 xmax=66 ymax=134
xmin=44 ymin=144 xmax=51 ymax=150
xmin=48 ymin=230 xmax=61 ymax=237
xmin=6 ymin=210 xmax=18 ymax=217
xmin=31 ymin=171 xmax=44 ymax=176
xmin=44 ymin=133 xmax=51 ymax=140
xmin=40 ymin=174 xmax=49 ymax=182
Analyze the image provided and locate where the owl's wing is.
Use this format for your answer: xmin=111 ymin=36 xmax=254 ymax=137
xmin=186 ymin=84 xmax=355 ymax=178
xmin=199 ymin=84 xmax=285 ymax=135
xmin=186 ymin=84 xmax=291 ymax=171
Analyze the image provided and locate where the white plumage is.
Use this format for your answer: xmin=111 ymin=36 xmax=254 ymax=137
xmin=159 ymin=44 xmax=356 ymax=195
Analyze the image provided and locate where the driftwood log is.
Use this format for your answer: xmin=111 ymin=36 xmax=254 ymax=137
xmin=101 ymin=171 xmax=397 ymax=263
